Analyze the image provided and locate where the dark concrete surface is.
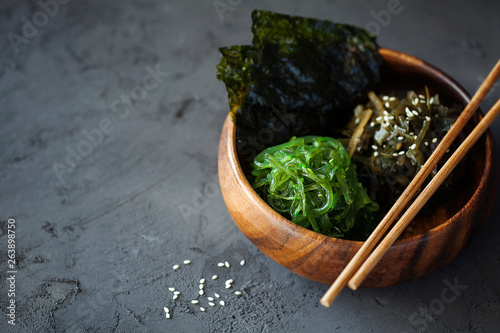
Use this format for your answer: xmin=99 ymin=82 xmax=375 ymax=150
xmin=1 ymin=0 xmax=499 ymax=332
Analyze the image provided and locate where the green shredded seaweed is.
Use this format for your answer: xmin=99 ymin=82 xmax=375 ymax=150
xmin=251 ymin=136 xmax=379 ymax=240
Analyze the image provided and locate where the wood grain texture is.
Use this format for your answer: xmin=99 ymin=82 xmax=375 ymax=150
xmin=218 ymin=49 xmax=498 ymax=288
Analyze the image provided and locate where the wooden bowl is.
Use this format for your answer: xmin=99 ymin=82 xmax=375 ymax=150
xmin=218 ymin=48 xmax=498 ymax=288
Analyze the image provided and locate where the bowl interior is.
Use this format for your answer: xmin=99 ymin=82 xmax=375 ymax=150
xmin=236 ymin=48 xmax=486 ymax=240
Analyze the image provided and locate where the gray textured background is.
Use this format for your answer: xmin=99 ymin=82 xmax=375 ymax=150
xmin=1 ymin=0 xmax=499 ymax=332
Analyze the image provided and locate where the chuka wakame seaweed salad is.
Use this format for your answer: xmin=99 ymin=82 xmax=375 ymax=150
xmin=216 ymin=10 xmax=383 ymax=240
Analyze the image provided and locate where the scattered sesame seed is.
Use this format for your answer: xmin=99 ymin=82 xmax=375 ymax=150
xmin=225 ymin=261 xmax=231 ymax=268
xmin=371 ymin=145 xmax=378 ymax=150
xmin=413 ymin=98 xmax=419 ymax=104
xmin=183 ymin=260 xmax=191 ymax=265
xmin=432 ymin=138 xmax=438 ymax=143
xmin=399 ymin=151 xmax=405 ymax=155
xmin=166 ymin=313 xmax=171 ymax=319
xmin=385 ymin=102 xmax=390 ymax=108
xmin=173 ymin=294 xmax=178 ymax=300
xmin=174 ymin=291 xmax=180 ymax=295
xmin=207 ymin=297 xmax=214 ymax=301
xmin=200 ymin=307 xmax=206 ymax=312
xmin=173 ymin=265 xmax=180 ymax=270
xmin=420 ymin=99 xmax=426 ymax=103
xmin=370 ymin=122 xmax=375 ymax=127
xmin=376 ymin=116 xmax=383 ymax=122
xmin=394 ymin=125 xmax=398 ymax=129
xmin=200 ymin=278 xmax=205 ymax=284
xmin=389 ymin=116 xmax=395 ymax=120
xmin=209 ymin=302 xmax=215 ymax=307
xmin=217 ymin=262 xmax=224 ymax=267
xmin=234 ymin=291 xmax=242 ymax=295
xmin=389 ymin=97 xmax=396 ymax=101
xmin=397 ymin=136 xmax=404 ymax=141
xmin=199 ymin=290 xmax=204 ymax=295
xmin=191 ymin=300 xmax=199 ymax=304
xmin=164 ymin=307 xmax=169 ymax=313
xmin=199 ymin=284 xmax=204 ymax=290
xmin=355 ymin=117 xmax=360 ymax=124
xmin=425 ymin=116 xmax=431 ymax=122
xmin=225 ymin=285 xmax=231 ymax=289
xmin=215 ymin=293 xmax=220 ymax=298
xmin=430 ymin=97 xmax=435 ymax=104
xmin=220 ymin=301 xmax=226 ymax=306
xmin=374 ymin=151 xmax=379 ymax=157
xmin=409 ymin=132 xmax=415 ymax=136
xmin=392 ymin=152 xmax=399 ymax=157
xmin=168 ymin=287 xmax=175 ymax=292
xmin=240 ymin=260 xmax=246 ymax=266
xmin=226 ymin=279 xmax=234 ymax=284
xmin=212 ymin=275 xmax=218 ymax=280
xmin=424 ymin=141 xmax=429 ymax=146
xmin=410 ymin=144 xmax=417 ymax=150
xmin=412 ymin=110 xmax=419 ymax=116
xmin=382 ymin=96 xmax=389 ymax=100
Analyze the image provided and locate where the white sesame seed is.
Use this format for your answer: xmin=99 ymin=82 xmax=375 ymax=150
xmin=217 ymin=262 xmax=224 ymax=267
xmin=412 ymin=110 xmax=419 ymax=116
xmin=166 ymin=313 xmax=171 ymax=319
xmin=199 ymin=284 xmax=204 ymax=290
xmin=183 ymin=260 xmax=191 ymax=265
xmin=225 ymin=261 xmax=230 ymax=268
xmin=425 ymin=116 xmax=431 ymax=122
xmin=212 ymin=275 xmax=218 ymax=280
xmin=398 ymin=136 xmax=404 ymax=141
xmin=413 ymin=98 xmax=419 ymax=104
xmin=394 ymin=125 xmax=398 ymax=129
xmin=174 ymin=291 xmax=180 ymax=295
xmin=225 ymin=285 xmax=232 ymax=289
xmin=220 ymin=301 xmax=226 ymax=306
xmin=200 ymin=278 xmax=205 ymax=284
xmin=389 ymin=116 xmax=395 ymax=120
xmin=382 ymin=96 xmax=389 ymax=100
xmin=173 ymin=294 xmax=178 ymax=300
xmin=432 ymin=138 xmax=438 ymax=143
xmin=234 ymin=291 xmax=242 ymax=295
xmin=355 ymin=117 xmax=360 ymax=124
xmin=385 ymin=102 xmax=390 ymax=108
xmin=164 ymin=307 xmax=169 ymax=313
xmin=399 ymin=151 xmax=405 ymax=155
xmin=410 ymin=144 xmax=417 ymax=150
xmin=168 ymin=287 xmax=175 ymax=292
xmin=214 ymin=293 xmax=220 ymax=298
xmin=420 ymin=99 xmax=426 ymax=103
xmin=240 ymin=260 xmax=245 ymax=266
xmin=209 ymin=302 xmax=215 ymax=307
xmin=200 ymin=307 xmax=206 ymax=312
xmin=409 ymin=132 xmax=415 ymax=136
xmin=418 ymin=94 xmax=425 ymax=99
xmin=199 ymin=290 xmax=204 ymax=295
xmin=430 ymin=97 xmax=435 ymax=104
xmin=376 ymin=116 xmax=383 ymax=122
xmin=373 ymin=152 xmax=379 ymax=157
xmin=226 ymin=279 xmax=234 ymax=284
xmin=207 ymin=297 xmax=214 ymax=301
xmin=383 ymin=110 xmax=389 ymax=116
xmin=371 ymin=145 xmax=378 ymax=150
xmin=389 ymin=97 xmax=396 ymax=101
xmin=370 ymin=122 xmax=375 ymax=127
xmin=393 ymin=152 xmax=398 ymax=157
xmin=424 ymin=141 xmax=429 ymax=146
xmin=191 ymin=300 xmax=199 ymax=304
xmin=173 ymin=265 xmax=180 ymax=270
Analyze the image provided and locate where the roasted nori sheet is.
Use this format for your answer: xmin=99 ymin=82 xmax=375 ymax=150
xmin=216 ymin=10 xmax=383 ymax=159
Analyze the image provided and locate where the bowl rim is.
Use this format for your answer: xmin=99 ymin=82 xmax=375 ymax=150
xmin=224 ymin=47 xmax=494 ymax=248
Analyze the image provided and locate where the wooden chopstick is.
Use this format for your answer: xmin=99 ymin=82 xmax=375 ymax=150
xmin=348 ymin=95 xmax=500 ymax=289
xmin=320 ymin=59 xmax=500 ymax=307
